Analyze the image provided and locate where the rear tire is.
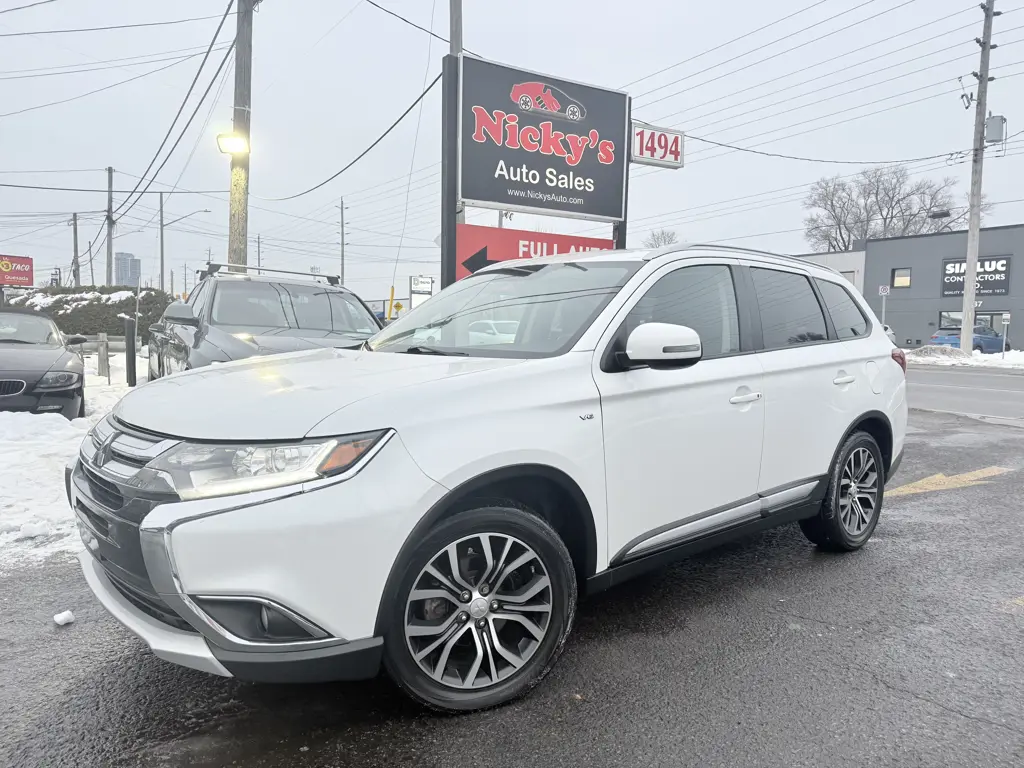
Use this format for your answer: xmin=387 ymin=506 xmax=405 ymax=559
xmin=383 ymin=505 xmax=576 ymax=712
xmin=800 ymin=431 xmax=884 ymax=552
xmin=973 ymin=344 xmax=984 ymax=353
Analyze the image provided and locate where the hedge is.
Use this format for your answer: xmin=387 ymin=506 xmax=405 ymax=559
xmin=8 ymin=285 xmax=173 ymax=344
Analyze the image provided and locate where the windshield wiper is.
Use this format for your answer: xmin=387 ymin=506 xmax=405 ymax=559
xmin=0 ymin=339 xmax=33 ymax=344
xmin=400 ymin=345 xmax=468 ymax=356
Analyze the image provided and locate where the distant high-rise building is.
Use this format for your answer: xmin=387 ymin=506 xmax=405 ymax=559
xmin=114 ymin=252 xmax=141 ymax=287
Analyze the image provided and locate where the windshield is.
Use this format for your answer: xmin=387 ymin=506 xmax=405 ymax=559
xmin=211 ymin=281 xmax=379 ymax=334
xmin=368 ymin=261 xmax=639 ymax=357
xmin=0 ymin=312 xmax=61 ymax=344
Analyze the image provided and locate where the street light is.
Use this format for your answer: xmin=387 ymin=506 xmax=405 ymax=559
xmin=928 ymin=209 xmax=955 ymax=233
xmin=217 ymin=132 xmax=249 ymax=155
xmin=166 ymin=209 xmax=211 ymax=228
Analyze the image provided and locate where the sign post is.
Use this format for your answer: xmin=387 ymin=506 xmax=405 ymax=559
xmin=1002 ymin=312 xmax=1011 ymax=360
xmin=878 ymin=284 xmax=890 ymax=324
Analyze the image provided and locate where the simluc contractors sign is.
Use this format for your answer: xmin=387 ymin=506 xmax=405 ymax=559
xmin=459 ymin=56 xmax=629 ymax=222
xmin=941 ymin=256 xmax=1011 ymax=297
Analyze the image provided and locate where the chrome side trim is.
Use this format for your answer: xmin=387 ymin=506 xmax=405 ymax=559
xmin=623 ymin=500 xmax=762 ymax=560
xmin=194 ymin=595 xmax=330 ymax=640
xmin=760 ymin=480 xmax=818 ymax=514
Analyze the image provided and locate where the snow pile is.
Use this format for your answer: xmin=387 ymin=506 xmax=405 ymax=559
xmin=906 ymin=346 xmax=1024 ymax=369
xmin=11 ymin=289 xmax=149 ymax=315
xmin=0 ymin=353 xmax=146 ymax=568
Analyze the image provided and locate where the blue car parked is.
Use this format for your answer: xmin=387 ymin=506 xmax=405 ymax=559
xmin=928 ymin=325 xmax=1011 ymax=353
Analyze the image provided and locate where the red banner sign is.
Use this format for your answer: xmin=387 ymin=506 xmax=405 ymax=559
xmin=456 ymin=223 xmax=614 ymax=281
xmin=0 ymin=254 xmax=33 ymax=287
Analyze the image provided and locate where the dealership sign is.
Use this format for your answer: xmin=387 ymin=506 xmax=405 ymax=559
xmin=941 ymin=256 xmax=1011 ymax=297
xmin=0 ymin=254 xmax=33 ymax=287
xmin=459 ymin=56 xmax=629 ymax=222
xmin=456 ymin=223 xmax=614 ymax=281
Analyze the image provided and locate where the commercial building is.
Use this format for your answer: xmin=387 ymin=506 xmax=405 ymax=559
xmin=114 ymin=252 xmax=141 ymax=287
xmin=795 ymin=224 xmax=1020 ymax=348
xmin=861 ymin=224 xmax=1020 ymax=349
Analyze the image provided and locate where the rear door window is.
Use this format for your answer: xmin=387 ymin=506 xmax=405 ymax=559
xmin=815 ymin=279 xmax=868 ymax=340
xmin=750 ymin=268 xmax=827 ymax=349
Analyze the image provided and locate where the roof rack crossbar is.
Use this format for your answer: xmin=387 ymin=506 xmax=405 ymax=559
xmin=198 ymin=262 xmax=341 ymax=287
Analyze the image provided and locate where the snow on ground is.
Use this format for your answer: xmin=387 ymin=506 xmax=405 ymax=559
xmin=906 ymin=345 xmax=1024 ymax=369
xmin=0 ymin=353 xmax=146 ymax=569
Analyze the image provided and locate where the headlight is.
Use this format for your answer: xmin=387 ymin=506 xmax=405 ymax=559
xmin=143 ymin=430 xmax=388 ymax=500
xmin=37 ymin=371 xmax=81 ymax=389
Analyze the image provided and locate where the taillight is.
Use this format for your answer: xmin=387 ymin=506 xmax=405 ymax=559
xmin=930 ymin=334 xmax=939 ymax=340
xmin=891 ymin=348 xmax=907 ymax=374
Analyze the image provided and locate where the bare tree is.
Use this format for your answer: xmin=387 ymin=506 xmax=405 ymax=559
xmin=802 ymin=165 xmax=988 ymax=252
xmin=642 ymin=228 xmax=679 ymax=248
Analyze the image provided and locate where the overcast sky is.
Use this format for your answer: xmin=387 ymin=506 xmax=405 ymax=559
xmin=1 ymin=0 xmax=1022 ymax=301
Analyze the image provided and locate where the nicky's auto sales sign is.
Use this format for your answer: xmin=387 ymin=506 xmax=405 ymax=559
xmin=459 ymin=56 xmax=629 ymax=222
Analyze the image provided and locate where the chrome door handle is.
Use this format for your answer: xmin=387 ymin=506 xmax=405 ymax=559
xmin=833 ymin=375 xmax=856 ymax=385
xmin=729 ymin=392 xmax=762 ymax=405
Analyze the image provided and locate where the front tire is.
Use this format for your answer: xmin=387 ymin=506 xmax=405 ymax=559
xmin=799 ymin=431 xmax=884 ymax=551
xmin=383 ymin=505 xmax=576 ymax=712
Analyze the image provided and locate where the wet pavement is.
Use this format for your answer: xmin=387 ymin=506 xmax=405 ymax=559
xmin=2 ymin=410 xmax=1023 ymax=767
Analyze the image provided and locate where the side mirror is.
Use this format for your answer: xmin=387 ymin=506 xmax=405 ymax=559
xmin=163 ymin=301 xmax=199 ymax=327
xmin=65 ymin=334 xmax=88 ymax=346
xmin=624 ymin=323 xmax=702 ymax=368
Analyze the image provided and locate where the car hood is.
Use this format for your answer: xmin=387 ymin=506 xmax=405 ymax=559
xmin=211 ymin=327 xmax=374 ymax=357
xmin=114 ymin=348 xmax=523 ymax=441
xmin=0 ymin=344 xmax=68 ymax=373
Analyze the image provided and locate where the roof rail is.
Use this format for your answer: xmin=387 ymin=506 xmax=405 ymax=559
xmin=198 ymin=262 xmax=341 ymax=287
xmin=680 ymin=243 xmax=826 ymax=269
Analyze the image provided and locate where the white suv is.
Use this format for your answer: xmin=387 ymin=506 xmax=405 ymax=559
xmin=72 ymin=245 xmax=907 ymax=712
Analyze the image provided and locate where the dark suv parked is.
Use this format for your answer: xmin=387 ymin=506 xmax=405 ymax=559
xmin=148 ymin=264 xmax=382 ymax=380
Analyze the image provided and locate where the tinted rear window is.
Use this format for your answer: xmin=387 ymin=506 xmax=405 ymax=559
xmin=750 ymin=268 xmax=827 ymax=349
xmin=815 ymin=278 xmax=868 ymax=340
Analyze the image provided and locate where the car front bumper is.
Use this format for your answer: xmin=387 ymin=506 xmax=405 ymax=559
xmin=73 ymin=430 xmax=447 ymax=683
xmin=0 ymin=386 xmax=82 ymax=418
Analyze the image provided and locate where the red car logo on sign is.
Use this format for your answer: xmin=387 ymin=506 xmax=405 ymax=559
xmin=510 ymin=82 xmax=586 ymax=122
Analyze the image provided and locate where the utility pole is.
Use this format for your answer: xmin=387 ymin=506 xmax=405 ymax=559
xmin=105 ymin=166 xmax=114 ymax=285
xmin=257 ymin=234 xmax=261 ymax=270
xmin=339 ymin=198 xmax=346 ymax=285
xmin=71 ymin=212 xmax=81 ymax=287
xmin=228 ymin=0 xmax=255 ymax=268
xmin=88 ymin=241 xmax=94 ymax=285
xmin=184 ymin=262 xmax=189 ymax=294
xmin=961 ymin=0 xmax=999 ymax=355
xmin=159 ymin=192 xmax=165 ymax=291
xmin=170 ymin=269 xmax=175 ymax=297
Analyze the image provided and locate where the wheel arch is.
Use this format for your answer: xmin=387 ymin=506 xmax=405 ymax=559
xmin=832 ymin=410 xmax=894 ymax=480
xmin=374 ymin=463 xmax=597 ymax=637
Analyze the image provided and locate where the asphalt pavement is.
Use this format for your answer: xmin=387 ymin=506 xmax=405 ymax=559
xmin=908 ymin=365 xmax=1024 ymax=424
xmin=2 ymin=410 xmax=1024 ymax=767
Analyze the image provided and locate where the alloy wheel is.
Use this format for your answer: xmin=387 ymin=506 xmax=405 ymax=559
xmin=839 ymin=447 xmax=878 ymax=536
xmin=404 ymin=533 xmax=552 ymax=690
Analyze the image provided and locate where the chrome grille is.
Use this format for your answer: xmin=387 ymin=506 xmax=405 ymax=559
xmin=0 ymin=380 xmax=26 ymax=397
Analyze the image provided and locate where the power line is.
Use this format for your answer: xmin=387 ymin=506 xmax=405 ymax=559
xmin=115 ymin=40 xmax=236 ymax=223
xmin=619 ymin=0 xmax=832 ymax=89
xmin=0 ymin=52 xmax=219 ymax=118
xmin=685 ymin=135 xmax=966 ymax=165
xmin=0 ymin=44 xmax=232 ymax=80
xmin=0 ymin=0 xmax=58 ymax=13
xmin=0 ymin=42 xmax=229 ymax=76
xmin=0 ymin=181 xmax=228 ymax=193
xmin=114 ymin=0 xmax=235 ymax=215
xmin=652 ymin=7 xmax=984 ymax=125
xmin=259 ymin=72 xmax=442 ymax=202
xmin=635 ymin=0 xmax=917 ymax=109
xmin=365 ymin=0 xmax=481 ymax=55
xmin=0 ymin=12 xmax=235 ymax=38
